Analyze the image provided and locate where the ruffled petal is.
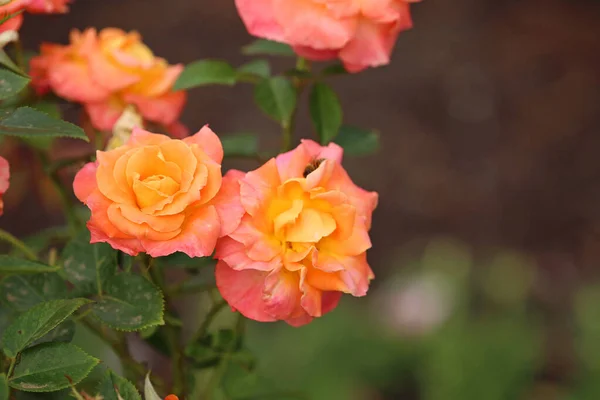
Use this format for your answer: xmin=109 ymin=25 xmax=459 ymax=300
xmin=215 ymin=260 xmax=276 ymax=322
xmin=142 ymin=205 xmax=220 ymax=258
xmin=183 ymin=125 xmax=224 ymax=164
xmin=210 ymin=169 xmax=245 ymax=237
xmin=125 ymin=90 xmax=186 ymax=126
xmin=235 ymin=0 xmax=284 ymax=42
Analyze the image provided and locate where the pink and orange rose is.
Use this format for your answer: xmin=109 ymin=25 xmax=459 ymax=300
xmin=30 ymin=28 xmax=186 ymax=133
xmin=73 ymin=126 xmax=242 ymax=257
xmin=214 ymin=140 xmax=378 ymax=326
xmin=235 ymin=0 xmax=419 ymax=72
xmin=0 ymin=0 xmax=70 ymax=33
xmin=0 ymin=155 xmax=9 ymax=216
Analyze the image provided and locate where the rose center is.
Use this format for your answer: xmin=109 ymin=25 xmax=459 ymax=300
xmin=274 ymin=198 xmax=336 ymax=245
xmin=133 ymin=174 xmax=179 ymax=209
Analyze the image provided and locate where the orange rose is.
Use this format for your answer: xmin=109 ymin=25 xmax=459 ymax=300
xmin=0 ymin=155 xmax=9 ymax=216
xmin=215 ymin=140 xmax=378 ymax=326
xmin=73 ymin=127 xmax=243 ymax=257
xmin=30 ymin=28 xmax=186 ymax=133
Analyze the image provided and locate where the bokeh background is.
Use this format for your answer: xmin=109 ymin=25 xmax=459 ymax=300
xmin=2 ymin=0 xmax=600 ymax=399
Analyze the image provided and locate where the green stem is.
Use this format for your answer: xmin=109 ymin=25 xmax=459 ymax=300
xmin=37 ymin=152 xmax=81 ymax=235
xmin=150 ymin=262 xmax=185 ymax=395
xmin=281 ymin=57 xmax=312 ymax=152
xmin=0 ymin=228 xmax=38 ymax=261
xmin=190 ymin=298 xmax=227 ymax=344
xmin=7 ymin=358 xmax=15 ymax=378
xmin=203 ymin=314 xmax=245 ymax=399
xmin=69 ymin=385 xmax=85 ymax=400
xmin=79 ymin=317 xmax=146 ymax=383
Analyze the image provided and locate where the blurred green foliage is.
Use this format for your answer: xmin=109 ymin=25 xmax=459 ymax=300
xmin=231 ymin=238 xmax=598 ymax=400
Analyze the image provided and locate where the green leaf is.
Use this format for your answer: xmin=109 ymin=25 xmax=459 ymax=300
xmin=144 ymin=374 xmax=161 ymax=400
xmin=242 ymin=39 xmax=295 ymax=57
xmin=17 ymin=102 xmax=63 ymax=150
xmin=0 ymin=307 xmax=13 ymax=335
xmin=334 ymin=125 xmax=380 ymax=156
xmin=174 ymin=60 xmax=237 ymax=90
xmin=238 ymin=60 xmax=271 ymax=80
xmin=0 ymin=256 xmax=60 ymax=274
xmin=2 ymin=298 xmax=90 ymax=358
xmin=0 ymin=50 xmax=23 ymax=75
xmin=0 ymin=107 xmax=88 ymax=142
xmin=62 ymin=231 xmax=117 ymax=296
xmin=0 ymin=69 xmax=29 ymax=100
xmin=97 ymin=370 xmax=141 ymax=400
xmin=9 ymin=342 xmax=99 ymax=392
xmin=30 ymin=320 xmax=75 ymax=348
xmin=91 ymin=274 xmax=164 ymax=331
xmin=310 ymin=82 xmax=343 ymax=144
xmin=0 ymin=273 xmax=67 ymax=312
xmin=222 ymin=133 xmax=259 ymax=157
xmin=0 ymin=374 xmax=8 ymax=400
xmin=254 ymin=77 xmax=297 ymax=127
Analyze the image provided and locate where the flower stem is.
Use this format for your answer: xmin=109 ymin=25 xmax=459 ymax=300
xmin=190 ymin=297 xmax=227 ymax=344
xmin=37 ymin=151 xmax=82 ymax=235
xmin=7 ymin=358 xmax=16 ymax=378
xmin=149 ymin=262 xmax=186 ymax=395
xmin=0 ymin=228 xmax=38 ymax=261
xmin=203 ymin=313 xmax=245 ymax=399
xmin=281 ymin=57 xmax=312 ymax=152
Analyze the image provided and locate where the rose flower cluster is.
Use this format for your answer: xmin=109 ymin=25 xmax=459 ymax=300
xmin=1 ymin=0 xmax=423 ymax=327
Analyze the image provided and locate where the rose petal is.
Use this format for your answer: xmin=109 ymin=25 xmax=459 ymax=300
xmin=125 ymin=90 xmax=186 ymax=126
xmin=183 ymin=125 xmax=224 ymax=164
xmin=210 ymin=169 xmax=245 ymax=237
xmin=216 ymin=260 xmax=276 ymax=322
xmin=142 ymin=205 xmax=220 ymax=258
xmin=235 ymin=0 xmax=285 ymax=42
xmin=73 ymin=162 xmax=98 ymax=202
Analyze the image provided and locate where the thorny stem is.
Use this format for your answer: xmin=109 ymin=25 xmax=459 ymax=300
xmin=282 ymin=57 xmax=312 ymax=152
xmin=0 ymin=228 xmax=38 ymax=261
